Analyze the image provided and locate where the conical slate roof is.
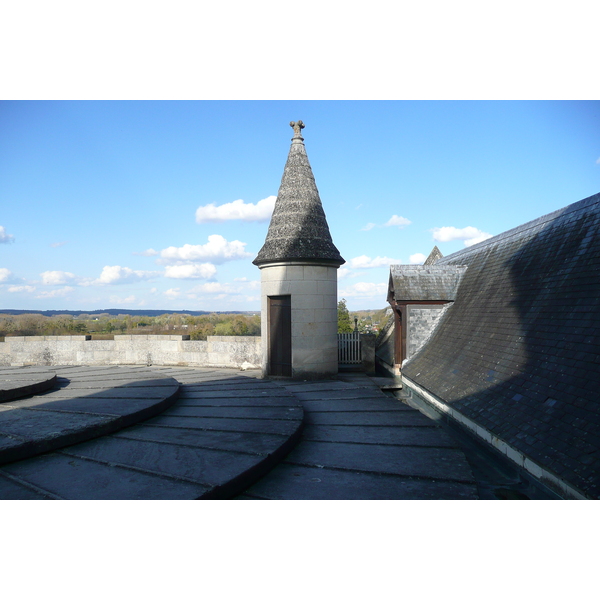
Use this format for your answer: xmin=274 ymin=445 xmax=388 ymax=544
xmin=424 ymin=245 xmax=443 ymax=265
xmin=253 ymin=121 xmax=345 ymax=267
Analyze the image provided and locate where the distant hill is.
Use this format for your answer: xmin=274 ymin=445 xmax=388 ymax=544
xmin=0 ymin=309 xmax=258 ymax=317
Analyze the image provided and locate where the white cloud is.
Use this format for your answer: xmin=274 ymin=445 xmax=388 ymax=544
xmin=50 ymin=241 xmax=67 ymax=248
xmin=159 ymin=235 xmax=251 ymax=265
xmin=596 ymin=157 xmax=600 ymax=165
xmin=0 ymin=226 xmax=15 ymax=244
xmin=431 ymin=226 xmax=493 ymax=247
xmin=135 ymin=248 xmax=159 ymax=256
xmin=190 ymin=282 xmax=234 ymax=294
xmin=8 ymin=285 xmax=36 ymax=293
xmin=164 ymin=263 xmax=217 ymax=280
xmin=36 ymin=286 xmax=74 ymax=298
xmin=195 ymin=196 xmax=276 ymax=223
xmin=338 ymin=268 xmax=361 ymax=279
xmin=349 ymin=255 xmax=402 ymax=269
xmin=186 ymin=280 xmax=261 ymax=301
xmin=339 ymin=282 xmax=388 ymax=298
xmin=94 ymin=265 xmax=160 ymax=285
xmin=384 ymin=215 xmax=412 ymax=228
xmin=361 ymin=215 xmax=411 ymax=231
xmin=40 ymin=270 xmax=76 ymax=285
xmin=464 ymin=233 xmax=494 ymax=247
xmin=0 ymin=268 xmax=14 ymax=283
xmin=164 ymin=288 xmax=181 ymax=299
xmin=109 ymin=294 xmax=136 ymax=305
xmin=231 ymin=278 xmax=260 ymax=289
xmin=410 ymin=253 xmax=426 ymax=264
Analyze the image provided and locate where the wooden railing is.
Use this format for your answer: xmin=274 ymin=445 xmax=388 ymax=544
xmin=338 ymin=331 xmax=361 ymax=364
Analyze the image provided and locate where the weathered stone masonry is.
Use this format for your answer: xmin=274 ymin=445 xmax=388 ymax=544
xmin=0 ymin=335 xmax=261 ymax=369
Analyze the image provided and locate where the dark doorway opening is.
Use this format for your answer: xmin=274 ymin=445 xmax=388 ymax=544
xmin=268 ymin=295 xmax=292 ymax=377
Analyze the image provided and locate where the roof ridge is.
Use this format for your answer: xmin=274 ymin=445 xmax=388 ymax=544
xmin=438 ymin=192 xmax=600 ymax=264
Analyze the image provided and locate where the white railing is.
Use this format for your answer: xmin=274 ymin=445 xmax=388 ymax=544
xmin=338 ymin=331 xmax=361 ymax=364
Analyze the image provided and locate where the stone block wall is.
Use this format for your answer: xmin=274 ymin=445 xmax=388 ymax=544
xmin=360 ymin=333 xmax=376 ymax=374
xmin=0 ymin=335 xmax=261 ymax=369
xmin=260 ymin=263 xmax=338 ymax=378
xmin=203 ymin=336 xmax=262 ymax=368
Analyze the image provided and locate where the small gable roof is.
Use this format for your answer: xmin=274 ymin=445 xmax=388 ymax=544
xmin=388 ymin=264 xmax=468 ymax=303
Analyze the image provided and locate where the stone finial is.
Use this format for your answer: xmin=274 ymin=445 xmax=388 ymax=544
xmin=290 ymin=120 xmax=305 ymax=140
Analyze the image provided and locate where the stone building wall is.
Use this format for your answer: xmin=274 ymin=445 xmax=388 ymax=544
xmin=0 ymin=335 xmax=261 ymax=369
xmin=260 ymin=263 xmax=338 ymax=378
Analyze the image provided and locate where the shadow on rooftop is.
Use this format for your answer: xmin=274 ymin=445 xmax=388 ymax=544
xmin=403 ymin=195 xmax=600 ymax=498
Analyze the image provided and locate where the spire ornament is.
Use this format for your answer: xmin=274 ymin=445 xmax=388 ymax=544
xmin=290 ymin=120 xmax=305 ymax=141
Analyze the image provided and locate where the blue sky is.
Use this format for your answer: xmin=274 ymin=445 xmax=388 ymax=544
xmin=1 ymin=100 xmax=599 ymax=312
xmin=3 ymin=0 xmax=597 ymax=583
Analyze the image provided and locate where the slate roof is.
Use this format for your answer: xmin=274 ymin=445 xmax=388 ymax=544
xmin=388 ymin=265 xmax=467 ymax=303
xmin=402 ymin=192 xmax=600 ymax=498
xmin=424 ymin=245 xmax=443 ymax=265
xmin=253 ymin=122 xmax=345 ymax=267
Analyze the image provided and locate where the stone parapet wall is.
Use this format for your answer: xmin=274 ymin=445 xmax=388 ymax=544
xmin=359 ymin=333 xmax=376 ymax=375
xmin=0 ymin=335 xmax=261 ymax=369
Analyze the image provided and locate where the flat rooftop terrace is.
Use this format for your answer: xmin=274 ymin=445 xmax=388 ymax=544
xmin=0 ymin=365 xmax=558 ymax=499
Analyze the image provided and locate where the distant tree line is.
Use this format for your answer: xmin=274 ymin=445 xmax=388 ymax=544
xmin=337 ymin=299 xmax=391 ymax=334
xmin=1 ymin=305 xmax=390 ymax=340
xmin=0 ymin=312 xmax=261 ymax=341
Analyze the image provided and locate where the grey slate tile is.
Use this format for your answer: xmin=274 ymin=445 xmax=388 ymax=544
xmin=402 ymin=192 xmax=600 ymax=498
xmin=304 ymin=410 xmax=436 ymax=427
xmin=1 ymin=452 xmax=209 ymax=500
xmin=59 ymin=437 xmax=263 ymax=488
xmin=283 ymin=440 xmax=475 ymax=482
xmin=301 ymin=424 xmax=457 ymax=447
xmin=147 ymin=414 xmax=301 ymax=435
xmin=242 ymin=463 xmax=478 ymax=500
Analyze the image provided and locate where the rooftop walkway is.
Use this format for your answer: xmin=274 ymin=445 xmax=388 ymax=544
xmin=238 ymin=373 xmax=477 ymax=499
xmin=0 ymin=365 xmax=477 ymax=499
xmin=0 ymin=367 xmax=57 ymax=402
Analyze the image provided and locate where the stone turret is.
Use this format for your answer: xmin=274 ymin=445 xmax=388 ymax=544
xmin=254 ymin=121 xmax=345 ymax=378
